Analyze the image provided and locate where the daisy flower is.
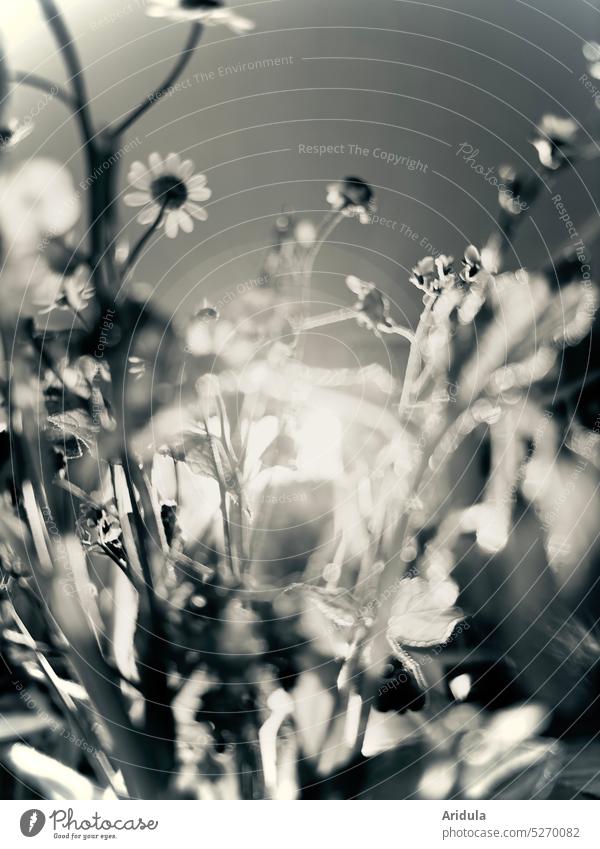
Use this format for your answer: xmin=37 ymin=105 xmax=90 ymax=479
xmin=326 ymin=176 xmax=376 ymax=224
xmin=124 ymin=153 xmax=211 ymax=239
xmin=145 ymin=0 xmax=255 ymax=33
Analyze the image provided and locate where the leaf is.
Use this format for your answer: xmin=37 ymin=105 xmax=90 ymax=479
xmin=287 ymin=583 xmax=358 ymax=630
xmin=463 ymin=740 xmax=558 ymax=800
xmin=166 ymin=431 xmax=238 ymax=492
xmin=387 ymin=578 xmax=463 ymax=648
xmin=48 ymin=408 xmax=98 ymax=455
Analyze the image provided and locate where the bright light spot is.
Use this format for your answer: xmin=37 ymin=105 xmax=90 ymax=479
xmin=449 ymin=673 xmax=471 ymax=702
xmin=475 ymin=505 xmax=508 ymax=554
xmin=343 ymin=693 xmax=363 ymax=747
xmin=296 ymin=408 xmax=343 ymax=478
xmin=418 ymin=759 xmax=457 ymax=799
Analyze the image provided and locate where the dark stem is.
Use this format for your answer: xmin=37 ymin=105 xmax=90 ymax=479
xmin=37 ymin=0 xmax=111 ymax=302
xmin=10 ymin=70 xmax=75 ymax=110
xmin=121 ymin=202 xmax=168 ymax=280
xmin=37 ymin=0 xmax=95 ymax=148
xmin=111 ymin=23 xmax=203 ymax=137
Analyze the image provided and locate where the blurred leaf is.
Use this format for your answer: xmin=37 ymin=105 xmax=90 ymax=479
xmin=463 ymin=740 xmax=559 ymax=799
xmin=48 ymin=409 xmax=98 ymax=456
xmin=287 ymin=584 xmax=358 ymax=630
xmin=388 ymin=578 xmax=463 ymax=648
xmin=0 ymin=712 xmax=57 ymax=742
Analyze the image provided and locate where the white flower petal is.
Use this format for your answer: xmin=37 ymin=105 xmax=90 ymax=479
xmin=178 ymin=209 xmax=194 ymax=234
xmin=228 ymin=13 xmax=255 ymax=34
xmin=179 ymin=159 xmax=195 ymax=180
xmin=165 ymin=152 xmax=182 ymax=174
xmin=137 ymin=205 xmax=159 ymax=225
xmin=124 ymin=191 xmax=151 ymax=208
xmin=187 ymin=203 xmax=208 ymax=222
xmin=188 ymin=174 xmax=208 ymax=190
xmin=128 ymin=162 xmax=151 ymax=189
xmin=188 ymin=186 xmax=212 ymax=202
xmin=165 ymin=211 xmax=179 ymax=239
xmin=148 ymin=152 xmax=165 ymax=177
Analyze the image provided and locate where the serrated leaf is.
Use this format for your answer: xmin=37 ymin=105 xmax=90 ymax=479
xmin=388 ymin=578 xmax=463 ymax=648
xmin=48 ymin=409 xmax=98 ymax=455
xmin=287 ymin=583 xmax=358 ymax=630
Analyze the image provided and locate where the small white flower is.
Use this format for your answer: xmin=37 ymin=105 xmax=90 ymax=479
xmin=145 ymin=0 xmax=255 ymax=33
xmin=124 ymin=152 xmax=211 ymax=239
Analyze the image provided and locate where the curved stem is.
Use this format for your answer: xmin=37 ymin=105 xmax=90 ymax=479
xmin=37 ymin=0 xmax=95 ymax=148
xmin=398 ymin=294 xmax=435 ymax=417
xmin=121 ymin=202 xmax=167 ymax=281
xmin=10 ymin=70 xmax=75 ymax=110
xmin=294 ymin=210 xmax=344 ymax=354
xmin=111 ymin=23 xmax=203 ymax=137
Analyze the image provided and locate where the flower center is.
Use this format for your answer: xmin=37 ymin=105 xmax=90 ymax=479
xmin=151 ymin=175 xmax=188 ymax=209
xmin=180 ymin=0 xmax=222 ymax=9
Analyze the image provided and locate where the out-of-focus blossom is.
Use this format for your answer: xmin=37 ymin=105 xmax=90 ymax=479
xmin=0 ymin=158 xmax=80 ymax=249
xmin=35 ymin=266 xmax=94 ymax=316
xmin=583 ymin=41 xmax=600 ymax=80
xmin=294 ymin=219 xmax=316 ymax=246
xmin=326 ymin=176 xmax=376 ymax=224
xmin=531 ymin=115 xmax=578 ymax=170
xmin=125 ymin=153 xmax=211 ymax=239
xmin=346 ymin=275 xmax=394 ymax=332
xmin=496 ymin=164 xmax=537 ymax=215
xmin=146 ymin=0 xmax=255 ymax=33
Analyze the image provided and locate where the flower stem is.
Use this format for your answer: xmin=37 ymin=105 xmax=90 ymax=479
xmin=294 ymin=210 xmax=344 ymax=354
xmin=121 ymin=202 xmax=167 ymax=280
xmin=398 ymin=294 xmax=435 ymax=417
xmin=10 ymin=70 xmax=74 ymax=110
xmin=37 ymin=0 xmax=95 ymax=148
xmin=111 ymin=23 xmax=203 ymax=137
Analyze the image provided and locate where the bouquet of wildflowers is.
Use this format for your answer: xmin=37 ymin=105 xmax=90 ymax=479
xmin=0 ymin=0 xmax=599 ymax=801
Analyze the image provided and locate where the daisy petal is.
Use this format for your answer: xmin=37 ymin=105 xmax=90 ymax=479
xmin=165 ymin=212 xmax=179 ymax=239
xmin=179 ymin=159 xmax=195 ymax=180
xmin=188 ymin=186 xmax=212 ymax=202
xmin=187 ymin=203 xmax=208 ymax=222
xmin=148 ymin=152 xmax=165 ymax=177
xmin=229 ymin=14 xmax=255 ymax=34
xmin=188 ymin=174 xmax=208 ymax=190
xmin=137 ymin=205 xmax=159 ymax=225
xmin=178 ymin=209 xmax=194 ymax=234
xmin=124 ymin=191 xmax=151 ymax=208
xmin=165 ymin=152 xmax=182 ymax=174
xmin=128 ymin=162 xmax=151 ymax=189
